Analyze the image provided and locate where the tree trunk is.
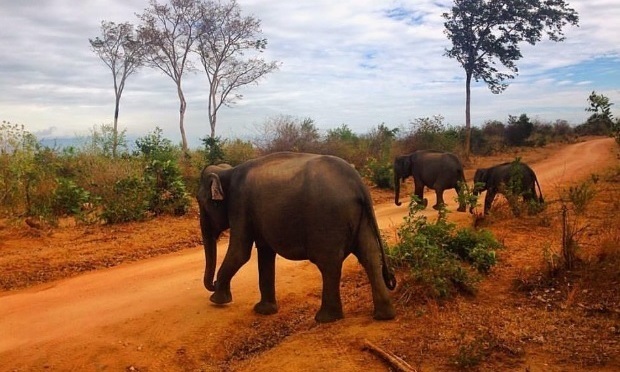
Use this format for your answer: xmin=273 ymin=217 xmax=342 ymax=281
xmin=177 ymin=84 xmax=188 ymax=153
xmin=464 ymin=71 xmax=472 ymax=159
xmin=209 ymin=79 xmax=217 ymax=139
xmin=113 ymin=93 xmax=120 ymax=158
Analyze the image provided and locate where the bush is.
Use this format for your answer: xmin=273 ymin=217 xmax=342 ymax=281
xmin=135 ymin=128 xmax=190 ymax=217
xmin=100 ymin=176 xmax=151 ymax=223
xmin=52 ymin=178 xmax=91 ymax=217
xmin=388 ymin=196 xmax=502 ymax=300
xmin=364 ymin=157 xmax=393 ymax=189
xmin=505 ymin=114 xmax=534 ymax=146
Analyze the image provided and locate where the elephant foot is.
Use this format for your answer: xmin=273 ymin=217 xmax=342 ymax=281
xmin=210 ymin=283 xmax=232 ymax=304
xmin=457 ymin=205 xmax=466 ymax=212
xmin=432 ymin=203 xmax=444 ymax=211
xmin=422 ymin=198 xmax=428 ymax=208
xmin=254 ymin=301 xmax=278 ymax=315
xmin=373 ymin=304 xmax=396 ymax=321
xmin=314 ymin=307 xmax=344 ymax=323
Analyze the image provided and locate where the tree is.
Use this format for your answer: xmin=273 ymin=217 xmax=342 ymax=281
xmin=90 ymin=21 xmax=145 ymax=157
xmin=138 ymin=0 xmax=202 ymax=153
xmin=581 ymin=91 xmax=615 ymax=136
xmin=504 ymin=113 xmax=533 ymax=146
xmin=443 ymin=0 xmax=579 ymax=157
xmin=195 ymin=0 xmax=279 ymax=139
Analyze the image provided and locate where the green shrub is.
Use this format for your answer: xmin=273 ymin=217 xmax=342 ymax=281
xmin=136 ymin=128 xmax=190 ymax=217
xmin=100 ymin=176 xmax=151 ymax=223
xmin=52 ymin=178 xmax=90 ymax=216
xmin=144 ymin=159 xmax=189 ymax=216
xmin=364 ymin=157 xmax=393 ymax=189
xmin=562 ymin=180 xmax=596 ymax=215
xmin=388 ymin=196 xmax=502 ymax=300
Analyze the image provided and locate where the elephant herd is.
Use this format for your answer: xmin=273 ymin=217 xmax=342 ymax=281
xmin=196 ymin=150 xmax=543 ymax=324
xmin=394 ymin=149 xmax=544 ymax=214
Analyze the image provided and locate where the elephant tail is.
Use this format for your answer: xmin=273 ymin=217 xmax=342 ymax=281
xmin=534 ymin=176 xmax=544 ymax=203
xmin=362 ymin=198 xmax=397 ymax=291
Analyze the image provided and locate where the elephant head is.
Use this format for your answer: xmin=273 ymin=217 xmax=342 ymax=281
xmin=393 ymin=155 xmax=413 ymax=206
xmin=197 ymin=163 xmax=233 ymax=291
xmin=472 ymin=168 xmax=489 ymax=195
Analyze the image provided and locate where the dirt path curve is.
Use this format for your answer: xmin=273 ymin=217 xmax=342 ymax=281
xmin=0 ymin=138 xmax=616 ymax=371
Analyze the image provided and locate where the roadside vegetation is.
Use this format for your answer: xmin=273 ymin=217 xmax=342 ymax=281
xmin=1 ymin=97 xmax=618 ymax=225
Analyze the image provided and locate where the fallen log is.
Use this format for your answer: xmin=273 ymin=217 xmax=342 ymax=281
xmin=363 ymin=339 xmax=417 ymax=372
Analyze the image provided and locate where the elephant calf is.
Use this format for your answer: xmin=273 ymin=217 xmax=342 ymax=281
xmin=197 ymin=152 xmax=396 ymax=323
xmin=472 ymin=161 xmax=544 ymax=214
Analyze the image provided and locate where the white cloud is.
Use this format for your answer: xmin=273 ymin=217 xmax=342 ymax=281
xmin=0 ymin=0 xmax=619 ymax=146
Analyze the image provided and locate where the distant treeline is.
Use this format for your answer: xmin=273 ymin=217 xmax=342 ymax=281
xmin=1 ymin=111 xmax=617 ymax=224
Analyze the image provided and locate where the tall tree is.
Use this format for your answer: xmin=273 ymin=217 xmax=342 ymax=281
xmin=196 ymin=0 xmax=279 ymax=138
xmin=138 ymin=0 xmax=201 ymax=153
xmin=443 ymin=0 xmax=579 ymax=157
xmin=90 ymin=21 xmax=145 ymax=157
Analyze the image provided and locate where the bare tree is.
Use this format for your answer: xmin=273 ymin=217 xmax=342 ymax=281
xmin=443 ymin=0 xmax=579 ymax=157
xmin=90 ymin=21 xmax=145 ymax=157
xmin=196 ymin=0 xmax=279 ymax=139
xmin=138 ymin=0 xmax=202 ymax=153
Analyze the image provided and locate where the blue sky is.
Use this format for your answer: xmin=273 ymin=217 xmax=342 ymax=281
xmin=0 ymin=0 xmax=619 ymax=147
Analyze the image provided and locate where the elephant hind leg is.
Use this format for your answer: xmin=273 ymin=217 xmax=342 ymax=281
xmin=314 ymin=259 xmax=345 ymax=323
xmin=254 ymin=244 xmax=278 ymax=315
xmin=354 ymin=226 xmax=396 ymax=321
xmin=432 ymin=189 xmax=445 ymax=210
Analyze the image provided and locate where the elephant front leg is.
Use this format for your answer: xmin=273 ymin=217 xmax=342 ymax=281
xmin=210 ymin=236 xmax=253 ymax=305
xmin=315 ymin=262 xmax=344 ymax=323
xmin=414 ymin=182 xmax=428 ymax=208
xmin=484 ymin=190 xmax=496 ymax=214
xmin=254 ymin=244 xmax=278 ymax=315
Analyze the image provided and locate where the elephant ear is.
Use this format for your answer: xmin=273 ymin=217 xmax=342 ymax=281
xmin=207 ymin=173 xmax=225 ymax=201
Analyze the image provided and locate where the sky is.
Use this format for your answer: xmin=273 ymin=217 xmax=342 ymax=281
xmin=1 ymin=0 xmax=619 ymax=147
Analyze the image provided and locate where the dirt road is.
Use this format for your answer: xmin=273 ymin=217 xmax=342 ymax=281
xmin=0 ymin=137 xmax=616 ymax=371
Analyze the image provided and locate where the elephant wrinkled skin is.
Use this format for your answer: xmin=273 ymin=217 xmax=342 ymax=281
xmin=472 ymin=161 xmax=544 ymax=214
xmin=393 ymin=150 xmax=467 ymax=212
xmin=197 ymin=152 xmax=396 ymax=323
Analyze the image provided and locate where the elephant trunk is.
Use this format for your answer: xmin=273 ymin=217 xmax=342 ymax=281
xmin=203 ymin=237 xmax=217 ymax=291
xmin=394 ymin=174 xmax=402 ymax=206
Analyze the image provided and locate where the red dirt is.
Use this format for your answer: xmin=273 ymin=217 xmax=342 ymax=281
xmin=1 ymin=137 xmax=619 ymax=371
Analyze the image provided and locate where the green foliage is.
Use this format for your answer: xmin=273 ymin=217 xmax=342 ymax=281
xmin=83 ymin=124 xmax=128 ymax=157
xmin=100 ymin=176 xmax=151 ymax=223
xmin=136 ymin=128 xmax=189 ymax=217
xmin=201 ymin=136 xmax=226 ymax=165
xmin=52 ymin=178 xmax=91 ymax=217
xmin=134 ymin=127 xmax=175 ymax=160
xmin=505 ymin=114 xmax=534 ymax=146
xmin=455 ymin=180 xmax=479 ymax=212
xmin=388 ymin=196 xmax=502 ymax=300
xmin=443 ymin=1 xmax=578 ymax=94
xmin=0 ymin=121 xmax=46 ymax=216
xmin=223 ymin=138 xmax=255 ymax=166
xmin=364 ymin=157 xmax=393 ymax=189
xmin=401 ymin=115 xmax=460 ymax=152
xmin=255 ymin=115 xmax=321 ymax=153
xmin=576 ymin=91 xmax=615 ymax=136
xmin=562 ymin=180 xmax=596 ymax=215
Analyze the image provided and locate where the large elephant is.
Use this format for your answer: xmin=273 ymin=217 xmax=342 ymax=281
xmin=393 ymin=150 xmax=467 ymax=212
xmin=197 ymin=152 xmax=396 ymax=323
xmin=472 ymin=161 xmax=544 ymax=214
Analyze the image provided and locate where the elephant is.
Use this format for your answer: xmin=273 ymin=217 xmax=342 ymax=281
xmin=472 ymin=161 xmax=544 ymax=214
xmin=393 ymin=150 xmax=467 ymax=212
xmin=197 ymin=152 xmax=396 ymax=323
